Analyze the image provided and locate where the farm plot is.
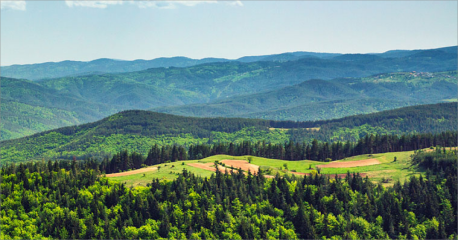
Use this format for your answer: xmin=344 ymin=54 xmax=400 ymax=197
xmin=317 ymin=159 xmax=380 ymax=168
xmin=105 ymin=166 xmax=157 ymax=177
xmin=221 ymin=160 xmax=260 ymax=173
xmin=187 ymin=162 xmax=228 ymax=172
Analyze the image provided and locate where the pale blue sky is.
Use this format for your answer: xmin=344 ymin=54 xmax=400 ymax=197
xmin=1 ymin=1 xmax=457 ymax=66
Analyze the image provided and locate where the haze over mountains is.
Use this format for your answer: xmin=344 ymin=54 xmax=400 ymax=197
xmin=1 ymin=46 xmax=457 ymax=140
xmin=1 ymin=46 xmax=455 ymax=80
xmin=153 ymin=71 xmax=457 ymax=121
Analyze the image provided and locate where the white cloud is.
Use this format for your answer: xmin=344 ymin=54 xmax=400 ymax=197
xmin=1 ymin=0 xmax=26 ymax=11
xmin=64 ymin=0 xmax=240 ymax=9
xmin=65 ymin=1 xmax=124 ymax=9
xmin=175 ymin=0 xmax=217 ymax=7
xmin=131 ymin=1 xmax=176 ymax=9
xmin=130 ymin=0 xmax=217 ymax=9
xmin=226 ymin=0 xmax=243 ymax=7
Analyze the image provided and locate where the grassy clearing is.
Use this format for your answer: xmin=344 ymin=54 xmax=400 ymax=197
xmin=107 ymin=148 xmax=447 ymax=187
xmin=107 ymin=160 xmax=215 ymax=186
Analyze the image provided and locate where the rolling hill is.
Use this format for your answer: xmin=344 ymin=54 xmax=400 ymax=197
xmin=0 ymin=57 xmax=231 ymax=81
xmin=0 ymin=77 xmax=118 ymax=140
xmin=1 ymin=47 xmax=456 ymax=141
xmin=153 ymin=71 xmax=457 ymax=121
xmin=38 ymin=49 xmax=457 ymax=111
xmin=1 ymin=102 xmax=455 ymax=163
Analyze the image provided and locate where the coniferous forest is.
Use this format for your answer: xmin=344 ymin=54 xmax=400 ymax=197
xmin=1 ymin=148 xmax=456 ymax=239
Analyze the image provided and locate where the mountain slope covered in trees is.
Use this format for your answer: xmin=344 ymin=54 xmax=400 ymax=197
xmin=1 ymin=102 xmax=455 ymax=163
xmin=1 ymin=47 xmax=456 ymax=141
xmin=153 ymin=71 xmax=457 ymax=121
xmin=0 ymin=77 xmax=118 ymax=140
xmin=38 ymin=49 xmax=457 ymax=111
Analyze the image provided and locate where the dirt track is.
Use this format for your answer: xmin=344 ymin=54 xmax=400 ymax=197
xmin=316 ymin=159 xmax=380 ymax=168
xmin=105 ymin=166 xmax=157 ymax=177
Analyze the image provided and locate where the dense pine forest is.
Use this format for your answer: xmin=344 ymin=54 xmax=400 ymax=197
xmin=1 ymin=148 xmax=456 ymax=239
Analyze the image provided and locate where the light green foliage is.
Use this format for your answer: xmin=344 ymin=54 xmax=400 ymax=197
xmin=1 ymin=127 xmax=290 ymax=163
xmin=331 ymin=124 xmax=396 ymax=141
xmin=0 ymin=100 xmax=81 ymax=141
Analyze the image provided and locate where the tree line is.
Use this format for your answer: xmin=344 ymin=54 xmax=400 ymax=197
xmin=97 ymin=131 xmax=456 ymax=174
xmin=1 ymin=148 xmax=456 ymax=239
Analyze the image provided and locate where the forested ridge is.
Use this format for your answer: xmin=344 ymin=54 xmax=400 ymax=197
xmin=1 ymin=148 xmax=456 ymax=239
xmin=2 ymin=46 xmax=454 ymax=81
xmin=2 ymin=47 xmax=456 ymax=141
xmin=153 ymin=71 xmax=457 ymax=121
xmin=1 ymin=102 xmax=456 ymax=163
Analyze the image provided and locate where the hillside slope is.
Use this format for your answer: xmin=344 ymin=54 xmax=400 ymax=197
xmin=39 ymin=50 xmax=457 ymax=111
xmin=0 ymin=77 xmax=118 ymax=140
xmin=153 ymin=71 xmax=457 ymax=121
xmin=1 ymin=102 xmax=455 ymax=163
xmin=1 ymin=47 xmax=456 ymax=140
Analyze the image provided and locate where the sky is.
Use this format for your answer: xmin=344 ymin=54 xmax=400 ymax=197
xmin=1 ymin=1 xmax=457 ymax=66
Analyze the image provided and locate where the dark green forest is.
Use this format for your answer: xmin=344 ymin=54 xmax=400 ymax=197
xmin=1 ymin=148 xmax=456 ymax=239
xmin=1 ymin=102 xmax=456 ymax=163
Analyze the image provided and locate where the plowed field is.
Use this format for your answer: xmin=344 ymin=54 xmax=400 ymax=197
xmin=317 ymin=159 xmax=380 ymax=168
xmin=106 ymin=166 xmax=157 ymax=177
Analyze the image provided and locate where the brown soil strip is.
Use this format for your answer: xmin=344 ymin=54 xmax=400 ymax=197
xmin=106 ymin=166 xmax=157 ymax=177
xmin=188 ymin=160 xmax=262 ymax=176
xmin=317 ymin=159 xmax=380 ymax=168
xmin=187 ymin=163 xmax=228 ymax=172
xmin=221 ymin=160 xmax=260 ymax=173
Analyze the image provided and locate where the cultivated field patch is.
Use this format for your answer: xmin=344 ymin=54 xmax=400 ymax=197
xmin=317 ymin=159 xmax=380 ymax=168
xmin=187 ymin=162 xmax=228 ymax=172
xmin=106 ymin=166 xmax=157 ymax=177
xmin=221 ymin=160 xmax=260 ymax=173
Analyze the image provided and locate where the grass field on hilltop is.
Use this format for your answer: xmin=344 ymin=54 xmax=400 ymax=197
xmin=107 ymin=148 xmax=454 ymax=187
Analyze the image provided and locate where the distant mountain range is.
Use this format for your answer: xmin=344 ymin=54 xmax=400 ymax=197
xmin=153 ymin=71 xmax=457 ymax=121
xmin=1 ymin=102 xmax=455 ymax=163
xmin=1 ymin=46 xmax=455 ymax=80
xmin=1 ymin=46 xmax=456 ymax=140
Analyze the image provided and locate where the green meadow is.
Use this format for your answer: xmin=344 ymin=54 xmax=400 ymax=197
xmin=107 ymin=148 xmax=450 ymax=187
